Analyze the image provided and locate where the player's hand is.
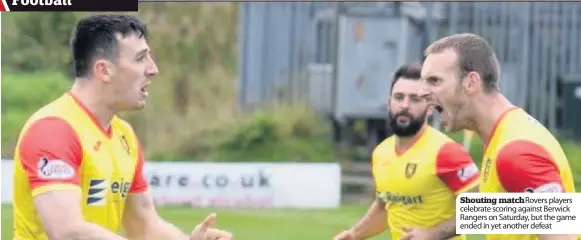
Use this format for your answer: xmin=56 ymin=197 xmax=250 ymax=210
xmin=190 ymin=213 xmax=233 ymax=240
xmin=400 ymin=227 xmax=438 ymax=240
xmin=333 ymin=230 xmax=358 ymax=240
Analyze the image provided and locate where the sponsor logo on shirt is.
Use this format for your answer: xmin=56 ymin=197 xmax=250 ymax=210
xmin=482 ymin=158 xmax=492 ymax=182
xmin=87 ymin=179 xmax=108 ymax=206
xmin=524 ymin=182 xmax=563 ymax=193
xmin=457 ymin=163 xmax=478 ymax=182
xmin=377 ymin=191 xmax=423 ymax=205
xmin=86 ymin=178 xmax=132 ymax=206
xmin=37 ymin=157 xmax=75 ymax=179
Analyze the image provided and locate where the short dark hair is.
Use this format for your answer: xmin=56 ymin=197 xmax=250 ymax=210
xmin=70 ymin=14 xmax=148 ymax=78
xmin=390 ymin=62 xmax=422 ymax=93
xmin=424 ymin=33 xmax=500 ymax=92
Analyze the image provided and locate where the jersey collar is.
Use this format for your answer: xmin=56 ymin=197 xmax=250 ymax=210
xmin=67 ymin=91 xmax=113 ymax=139
xmin=395 ymin=126 xmax=428 ymax=157
xmin=484 ymin=106 xmax=519 ymax=149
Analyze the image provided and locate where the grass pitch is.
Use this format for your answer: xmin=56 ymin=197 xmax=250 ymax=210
xmin=1 ymin=204 xmax=485 ymax=239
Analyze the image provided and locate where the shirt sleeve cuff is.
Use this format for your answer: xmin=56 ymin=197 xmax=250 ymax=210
xmin=31 ymin=183 xmax=81 ymax=197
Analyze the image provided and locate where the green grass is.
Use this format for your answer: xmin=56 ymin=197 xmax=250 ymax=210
xmin=1 ymin=204 xmax=486 ymax=240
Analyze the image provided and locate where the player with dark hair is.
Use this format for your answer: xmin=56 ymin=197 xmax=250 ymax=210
xmin=12 ymin=14 xmax=232 ymax=240
xmin=333 ymin=63 xmax=480 ymax=240
xmin=422 ymin=33 xmax=577 ymax=240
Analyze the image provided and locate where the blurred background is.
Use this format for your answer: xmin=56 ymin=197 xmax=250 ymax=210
xmin=2 ymin=2 xmax=581 ymax=239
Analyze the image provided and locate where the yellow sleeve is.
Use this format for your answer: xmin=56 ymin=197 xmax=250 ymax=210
xmin=32 ymin=184 xmax=81 ymax=197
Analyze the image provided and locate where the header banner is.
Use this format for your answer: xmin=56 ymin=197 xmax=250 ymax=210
xmin=2 ymin=0 xmax=137 ymax=11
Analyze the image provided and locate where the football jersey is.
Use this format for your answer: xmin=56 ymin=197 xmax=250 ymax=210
xmin=480 ymin=107 xmax=576 ymax=240
xmin=12 ymin=92 xmax=148 ymax=239
xmin=372 ymin=126 xmax=480 ymax=240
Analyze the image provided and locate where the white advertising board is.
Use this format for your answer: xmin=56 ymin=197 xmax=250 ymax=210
xmin=1 ymin=160 xmax=342 ymax=209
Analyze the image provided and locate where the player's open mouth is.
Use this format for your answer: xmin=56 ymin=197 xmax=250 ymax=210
xmin=434 ymin=105 xmax=450 ymax=127
xmin=140 ymin=83 xmax=150 ymax=96
xmin=435 ymin=105 xmax=443 ymax=113
xmin=397 ymin=116 xmax=410 ymax=125
xmin=427 ymin=101 xmax=447 ymax=125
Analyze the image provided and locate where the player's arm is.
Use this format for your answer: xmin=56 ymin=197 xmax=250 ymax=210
xmin=122 ymin=141 xmax=189 ymax=240
xmin=433 ymin=142 xmax=481 ymax=239
xmin=538 ymin=236 xmax=578 ymax=240
xmin=122 ymin=141 xmax=232 ymax=240
xmin=346 ymin=198 xmax=387 ymax=239
xmin=341 ymin=152 xmax=389 ymax=240
xmin=123 ymin=192 xmax=191 ymax=239
xmin=497 ymin=141 xmax=576 ymax=240
xmin=21 ymin=118 xmax=127 ymax=240
xmin=123 ymin=192 xmax=228 ymax=240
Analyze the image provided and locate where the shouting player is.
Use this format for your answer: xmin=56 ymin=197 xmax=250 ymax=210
xmin=12 ymin=15 xmax=232 ymax=240
xmin=422 ymin=33 xmax=577 ymax=240
xmin=333 ymin=63 xmax=480 ymax=240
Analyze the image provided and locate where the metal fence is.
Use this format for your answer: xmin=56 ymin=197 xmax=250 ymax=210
xmin=238 ymin=2 xmax=581 ymax=134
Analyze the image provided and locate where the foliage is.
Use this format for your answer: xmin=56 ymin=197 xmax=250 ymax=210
xmin=1 ymin=71 xmax=334 ymax=162
xmin=209 ymin=103 xmax=334 ymax=162
xmin=561 ymin=141 xmax=581 ymax=187
xmin=2 ymin=13 xmax=77 ymax=73
xmin=1 ymin=72 xmax=72 ymax=154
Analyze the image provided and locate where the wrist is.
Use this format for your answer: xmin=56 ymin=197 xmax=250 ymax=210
xmin=430 ymin=227 xmax=454 ymax=240
xmin=348 ymin=228 xmax=362 ymax=240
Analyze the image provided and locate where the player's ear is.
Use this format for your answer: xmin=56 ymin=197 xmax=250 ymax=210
xmin=93 ymin=59 xmax=114 ymax=83
xmin=464 ymin=71 xmax=481 ymax=95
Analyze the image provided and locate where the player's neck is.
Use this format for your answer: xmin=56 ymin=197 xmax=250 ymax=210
xmin=469 ymin=92 xmax=515 ymax=146
xmin=395 ymin=125 xmax=426 ymax=154
xmin=70 ymin=81 xmax=116 ymax=130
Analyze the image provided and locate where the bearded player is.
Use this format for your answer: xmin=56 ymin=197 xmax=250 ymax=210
xmin=333 ymin=63 xmax=480 ymax=240
xmin=12 ymin=15 xmax=232 ymax=240
xmin=421 ymin=33 xmax=577 ymax=240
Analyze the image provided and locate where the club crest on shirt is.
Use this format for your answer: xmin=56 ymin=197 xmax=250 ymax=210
xmin=405 ymin=163 xmax=417 ymax=179
xmin=120 ymin=135 xmax=130 ymax=154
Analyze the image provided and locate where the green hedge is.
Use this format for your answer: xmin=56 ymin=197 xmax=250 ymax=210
xmin=1 ymin=72 xmax=335 ymax=162
xmin=1 ymin=72 xmax=72 ymax=154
